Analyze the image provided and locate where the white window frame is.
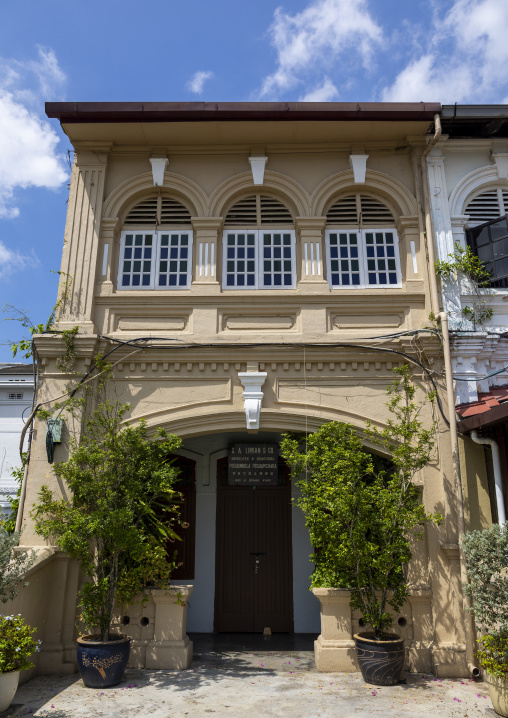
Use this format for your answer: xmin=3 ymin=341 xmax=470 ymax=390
xmin=222 ymin=229 xmax=296 ymax=290
xmin=118 ymin=230 xmax=193 ymax=290
xmin=325 ymin=228 xmax=402 ymax=289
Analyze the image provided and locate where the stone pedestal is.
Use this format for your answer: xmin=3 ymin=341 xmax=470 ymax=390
xmin=145 ymin=586 xmax=194 ymax=670
xmin=312 ymin=588 xmax=358 ymax=672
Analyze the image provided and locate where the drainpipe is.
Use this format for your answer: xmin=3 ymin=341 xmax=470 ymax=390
xmin=421 ymin=114 xmax=480 ymax=678
xmin=470 ymin=431 xmax=506 ymax=526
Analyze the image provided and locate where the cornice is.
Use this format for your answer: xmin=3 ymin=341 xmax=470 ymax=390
xmin=295 ymin=216 xmax=327 ymax=230
xmin=190 ymin=217 xmax=223 ymax=231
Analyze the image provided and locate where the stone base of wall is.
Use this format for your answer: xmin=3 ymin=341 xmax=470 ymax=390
xmin=112 ymin=586 xmax=194 ymax=670
xmin=312 ymin=588 xmax=469 ymax=678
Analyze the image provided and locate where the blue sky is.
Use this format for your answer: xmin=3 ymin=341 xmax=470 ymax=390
xmin=1 ymin=0 xmax=508 ymax=360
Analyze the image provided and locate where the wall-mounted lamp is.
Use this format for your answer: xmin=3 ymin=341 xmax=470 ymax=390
xmin=149 ymin=157 xmax=168 ymax=187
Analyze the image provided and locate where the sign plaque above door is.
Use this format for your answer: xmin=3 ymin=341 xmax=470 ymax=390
xmin=227 ymin=444 xmax=279 ymax=485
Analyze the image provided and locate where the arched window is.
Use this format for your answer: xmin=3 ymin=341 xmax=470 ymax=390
xmin=324 ymin=193 xmax=401 ymax=288
xmin=465 ymin=188 xmax=508 ymax=288
xmin=222 ymin=195 xmax=296 ymax=289
xmin=118 ymin=195 xmax=193 ymax=290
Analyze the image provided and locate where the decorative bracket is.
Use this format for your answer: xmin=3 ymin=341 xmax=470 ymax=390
xmin=492 ymin=152 xmax=508 ymax=179
xmin=238 ymin=372 xmax=267 ymax=430
xmin=349 ymin=154 xmax=369 ymax=184
xmin=249 ymin=156 xmax=268 ymax=185
xmin=149 ymin=157 xmax=168 ymax=186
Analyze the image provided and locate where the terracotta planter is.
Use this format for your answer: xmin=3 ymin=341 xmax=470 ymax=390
xmin=486 ymin=672 xmax=508 ymax=717
xmin=77 ymin=634 xmax=130 ymax=688
xmin=353 ymin=632 xmax=405 ymax=686
xmin=0 ymin=670 xmax=20 ymax=712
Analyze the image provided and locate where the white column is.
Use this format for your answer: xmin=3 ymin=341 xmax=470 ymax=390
xmin=295 ymin=217 xmax=328 ymax=289
xmin=191 ymin=218 xmax=222 ymax=287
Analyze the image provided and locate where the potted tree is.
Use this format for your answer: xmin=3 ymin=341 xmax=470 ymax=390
xmin=462 ymin=525 xmax=508 ymax=716
xmin=31 ymin=399 xmax=183 ymax=688
xmin=280 ymin=367 xmax=440 ymax=685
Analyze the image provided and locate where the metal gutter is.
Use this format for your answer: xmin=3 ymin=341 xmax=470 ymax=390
xmin=470 ymin=431 xmax=506 ymax=526
xmin=441 ymin=104 xmax=508 ymax=119
xmin=45 ymin=101 xmax=441 ymax=124
xmin=421 ymin=114 xmax=480 ymax=678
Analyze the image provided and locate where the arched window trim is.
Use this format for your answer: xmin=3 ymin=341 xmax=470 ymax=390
xmin=222 ymin=194 xmax=296 ymax=290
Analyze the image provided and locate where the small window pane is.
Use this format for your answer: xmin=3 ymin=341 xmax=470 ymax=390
xmin=261 ymin=233 xmax=294 ymax=288
xmin=364 ymin=230 xmax=400 ymax=286
xmin=119 ymin=232 xmax=154 ymax=289
xmin=156 ymin=233 xmax=191 ymax=289
xmin=327 ymin=231 xmax=363 ymax=287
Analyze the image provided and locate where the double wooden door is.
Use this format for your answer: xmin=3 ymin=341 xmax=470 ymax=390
xmin=214 ymin=458 xmax=293 ymax=632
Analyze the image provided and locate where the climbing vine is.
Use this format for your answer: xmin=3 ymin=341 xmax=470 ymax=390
xmin=435 ymin=242 xmax=493 ymax=329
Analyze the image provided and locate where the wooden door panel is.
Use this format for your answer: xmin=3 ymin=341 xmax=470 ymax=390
xmin=215 ymin=457 xmax=293 ymax=633
xmin=215 ymin=487 xmax=254 ymax=632
xmin=253 ymin=490 xmax=293 ymax=632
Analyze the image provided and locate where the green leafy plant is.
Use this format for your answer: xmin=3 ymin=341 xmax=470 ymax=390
xmin=0 ymin=532 xmax=36 ymax=603
xmin=280 ymin=366 xmax=440 ymax=640
xmin=0 ymin=615 xmax=40 ymax=673
xmin=31 ymin=400 xmax=184 ymax=642
xmin=435 ymin=242 xmax=493 ymax=328
xmin=462 ymin=525 xmax=508 ymax=676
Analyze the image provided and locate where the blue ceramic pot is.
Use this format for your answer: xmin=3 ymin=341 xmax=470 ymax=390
xmin=353 ymin=632 xmax=405 ymax=686
xmin=77 ymin=634 xmax=130 ymax=688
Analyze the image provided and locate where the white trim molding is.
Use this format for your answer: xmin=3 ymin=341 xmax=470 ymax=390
xmin=238 ymin=372 xmax=267 ymax=430
xmin=349 ymin=155 xmax=369 ymax=184
xmin=249 ymin=157 xmax=268 ymax=186
xmin=149 ymin=158 xmax=168 ymax=187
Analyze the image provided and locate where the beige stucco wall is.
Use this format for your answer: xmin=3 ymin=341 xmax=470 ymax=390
xmin=459 ymin=434 xmax=493 ymax=531
xmin=13 ymin=118 xmax=477 ymax=677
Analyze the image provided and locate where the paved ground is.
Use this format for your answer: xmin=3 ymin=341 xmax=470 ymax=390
xmin=8 ymin=634 xmax=494 ymax=717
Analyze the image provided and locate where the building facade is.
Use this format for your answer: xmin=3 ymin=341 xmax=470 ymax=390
xmin=12 ymin=102 xmax=486 ymax=678
xmin=428 ymin=105 xmax=508 ymax=527
xmin=0 ymin=364 xmax=34 ymax=518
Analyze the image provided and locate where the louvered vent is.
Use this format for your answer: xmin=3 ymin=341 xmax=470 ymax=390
xmin=465 ymin=189 xmax=508 ymax=223
xmin=124 ymin=196 xmax=191 ymax=225
xmin=260 ymin=196 xmax=293 ymax=224
xmin=224 ymin=196 xmax=257 ymax=226
xmin=326 ymin=194 xmax=394 ymax=225
xmin=160 ymin=197 xmax=191 ymax=224
xmin=360 ymin=196 xmax=394 ymax=222
xmin=326 ymin=195 xmax=358 ymax=224
xmin=124 ymin=197 xmax=158 ymax=225
xmin=224 ymin=195 xmax=293 ymax=226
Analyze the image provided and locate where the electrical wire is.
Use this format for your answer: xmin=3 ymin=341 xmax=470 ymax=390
xmin=22 ymin=326 xmax=451 ymax=450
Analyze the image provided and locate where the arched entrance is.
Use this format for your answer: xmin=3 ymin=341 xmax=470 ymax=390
xmin=174 ymin=429 xmax=320 ymax=635
xmin=214 ymin=453 xmax=293 ymax=632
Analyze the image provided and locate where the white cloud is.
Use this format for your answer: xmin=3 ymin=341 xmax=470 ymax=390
xmin=187 ymin=71 xmax=214 ymax=95
xmin=300 ymin=77 xmax=339 ymax=102
xmin=382 ymin=0 xmax=508 ymax=102
xmin=0 ymin=47 xmax=68 ymax=219
xmin=0 ymin=240 xmax=37 ymax=277
xmin=259 ymin=0 xmax=382 ymax=98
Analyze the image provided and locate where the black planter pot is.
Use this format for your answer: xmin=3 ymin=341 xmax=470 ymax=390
xmin=77 ymin=634 xmax=131 ymax=688
xmin=353 ymin=632 xmax=405 ymax=686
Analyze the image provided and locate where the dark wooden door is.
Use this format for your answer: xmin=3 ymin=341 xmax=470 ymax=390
xmin=214 ymin=457 xmax=293 ymax=632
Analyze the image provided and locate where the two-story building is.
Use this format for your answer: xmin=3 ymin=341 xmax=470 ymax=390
xmin=0 ymin=363 xmax=34 ymax=518
xmin=12 ymin=102 xmax=484 ymax=678
xmin=428 ymin=105 xmax=508 ymax=526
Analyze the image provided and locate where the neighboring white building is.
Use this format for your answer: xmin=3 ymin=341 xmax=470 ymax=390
xmin=429 ymin=105 xmax=508 ymax=525
xmin=0 ymin=364 xmax=35 ymax=517
xmin=428 ymin=105 xmax=508 ymax=405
